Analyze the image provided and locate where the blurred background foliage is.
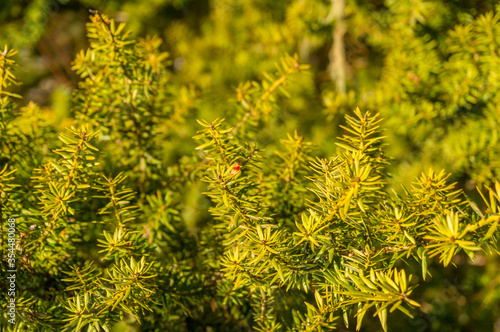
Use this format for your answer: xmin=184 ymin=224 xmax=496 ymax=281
xmin=1 ymin=0 xmax=500 ymax=331
xmin=2 ymin=0 xmax=500 ymax=189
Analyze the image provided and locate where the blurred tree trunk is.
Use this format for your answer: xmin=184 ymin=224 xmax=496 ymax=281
xmin=328 ymin=0 xmax=346 ymax=94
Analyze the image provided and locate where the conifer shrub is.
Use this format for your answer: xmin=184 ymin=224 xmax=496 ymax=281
xmin=1 ymin=11 xmax=499 ymax=332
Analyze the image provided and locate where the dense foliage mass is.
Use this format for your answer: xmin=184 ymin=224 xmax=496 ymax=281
xmin=1 ymin=1 xmax=500 ymax=331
